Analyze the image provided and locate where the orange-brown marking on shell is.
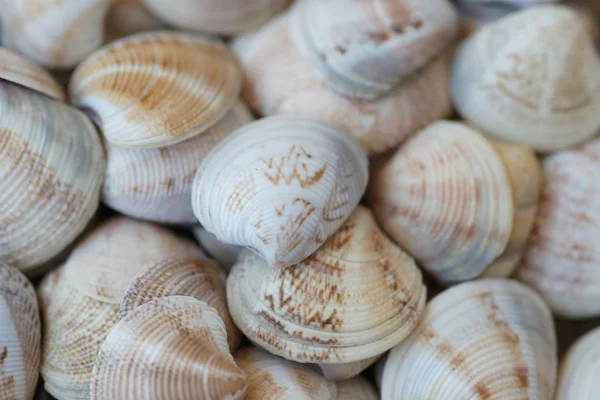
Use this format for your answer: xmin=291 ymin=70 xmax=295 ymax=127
xmin=262 ymin=145 xmax=326 ymax=188
xmin=274 ymin=199 xmax=317 ymax=263
xmin=226 ymin=175 xmax=256 ymax=213
xmin=0 ymin=347 xmax=7 ymax=366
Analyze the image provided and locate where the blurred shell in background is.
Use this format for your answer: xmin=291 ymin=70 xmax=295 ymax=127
xmin=104 ymin=0 xmax=163 ymax=42
xmin=315 ymin=355 xmax=381 ymax=382
xmin=193 ymin=226 xmax=242 ymax=271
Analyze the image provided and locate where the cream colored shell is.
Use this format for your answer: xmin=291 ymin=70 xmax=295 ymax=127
xmin=104 ymin=0 xmax=163 ymax=42
xmin=0 ymin=265 xmax=40 ymax=400
xmin=380 ymin=279 xmax=557 ymax=399
xmin=316 ymin=355 xmax=381 ymax=381
xmin=192 ymin=116 xmax=368 ymax=269
xmin=193 ymin=226 xmax=242 ymax=271
xmin=369 ymin=121 xmax=514 ymax=285
xmin=335 ymin=376 xmax=378 ymax=400
xmin=291 ymin=0 xmax=458 ymax=99
xmin=0 ymin=0 xmax=113 ymax=69
xmin=69 ymin=31 xmax=242 ymax=148
xmin=0 ymin=80 xmax=105 ymax=273
xmin=451 ymin=5 xmax=600 ymax=152
xmin=227 ymin=206 xmax=426 ymax=363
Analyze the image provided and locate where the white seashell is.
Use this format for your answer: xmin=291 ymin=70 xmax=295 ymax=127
xmin=192 ymin=116 xmax=368 ymax=268
xmin=335 ymin=375 xmax=378 ymax=400
xmin=104 ymin=0 xmax=163 ymax=42
xmin=380 ymin=279 xmax=557 ymax=400
xmin=315 ymin=355 xmax=381 ymax=381
xmin=193 ymin=226 xmax=242 ymax=271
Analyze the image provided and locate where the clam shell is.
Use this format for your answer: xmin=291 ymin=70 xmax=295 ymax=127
xmin=0 ymin=80 xmax=105 ymax=272
xmin=0 ymin=265 xmax=40 ymax=400
xmin=192 ymin=116 xmax=368 ymax=269
xmin=193 ymin=226 xmax=242 ymax=271
xmin=104 ymin=0 xmax=163 ymax=42
xmin=291 ymin=0 xmax=458 ymax=100
xmin=451 ymin=5 xmax=600 ymax=151
xmin=380 ymin=279 xmax=557 ymax=399
xmin=90 ymin=296 xmax=247 ymax=400
xmin=369 ymin=121 xmax=514 ymax=285
xmin=227 ymin=206 xmax=426 ymax=363
xmin=233 ymin=12 xmax=453 ymax=157
xmin=335 ymin=376 xmax=378 ymax=400
xmin=69 ymin=31 xmax=242 ymax=148
xmin=103 ymin=101 xmax=253 ymax=223
xmin=316 ymin=355 xmax=381 ymax=381
xmin=0 ymin=0 xmax=113 ymax=69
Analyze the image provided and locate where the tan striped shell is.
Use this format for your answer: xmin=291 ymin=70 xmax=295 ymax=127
xmin=335 ymin=376 xmax=378 ymax=400
xmin=69 ymin=31 xmax=242 ymax=148
xmin=104 ymin=0 xmax=163 ymax=42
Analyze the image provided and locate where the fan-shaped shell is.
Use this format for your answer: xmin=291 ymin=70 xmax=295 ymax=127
xmin=104 ymin=0 xmax=163 ymax=42
xmin=380 ymin=279 xmax=557 ymax=400
xmin=0 ymin=80 xmax=105 ymax=272
xmin=69 ymin=31 xmax=242 ymax=148
xmin=451 ymin=5 xmax=600 ymax=152
xmin=0 ymin=265 xmax=40 ymax=400
xmin=369 ymin=121 xmax=514 ymax=285
xmin=291 ymin=0 xmax=458 ymax=100
xmin=233 ymin=12 xmax=453 ymax=157
xmin=316 ymin=355 xmax=381 ymax=382
xmin=90 ymin=296 xmax=247 ymax=400
xmin=193 ymin=116 xmax=368 ymax=269
xmin=227 ymin=206 xmax=426 ymax=363
xmin=103 ymin=101 xmax=253 ymax=223
xmin=193 ymin=226 xmax=242 ymax=271
xmin=0 ymin=0 xmax=113 ymax=69
xmin=335 ymin=376 xmax=378 ymax=400
xmin=140 ymin=0 xmax=290 ymax=35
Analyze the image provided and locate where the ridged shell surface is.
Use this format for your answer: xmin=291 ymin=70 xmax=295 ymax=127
xmin=0 ymin=81 xmax=105 ymax=272
xmin=316 ymin=355 xmax=380 ymax=381
xmin=193 ymin=116 xmax=368 ymax=269
xmin=90 ymin=296 xmax=247 ymax=400
xmin=369 ymin=121 xmax=514 ymax=285
xmin=103 ymin=101 xmax=253 ymax=223
xmin=335 ymin=376 xmax=378 ymax=400
xmin=451 ymin=5 xmax=600 ymax=151
xmin=193 ymin=226 xmax=242 ymax=271
xmin=380 ymin=279 xmax=557 ymax=400
xmin=227 ymin=206 xmax=426 ymax=363
xmin=291 ymin=0 xmax=458 ymax=99
xmin=104 ymin=0 xmax=163 ymax=41
xmin=69 ymin=31 xmax=242 ymax=148
xmin=0 ymin=265 xmax=40 ymax=400
xmin=233 ymin=12 xmax=453 ymax=156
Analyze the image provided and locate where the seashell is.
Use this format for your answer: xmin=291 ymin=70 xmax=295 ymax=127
xmin=369 ymin=121 xmax=514 ymax=285
xmin=555 ymin=326 xmax=600 ymax=400
xmin=192 ymin=116 xmax=369 ymax=268
xmin=0 ymin=0 xmax=113 ymax=69
xmin=0 ymin=264 xmax=40 ymax=400
xmin=0 ymin=80 xmax=105 ymax=273
xmin=380 ymin=279 xmax=557 ymax=399
xmin=451 ymin=5 xmax=600 ymax=152
xmin=0 ymin=47 xmax=65 ymax=101
xmin=103 ymin=101 xmax=253 ymax=223
xmin=227 ymin=206 xmax=426 ymax=363
xmin=234 ymin=346 xmax=337 ymax=400
xmin=69 ymin=31 xmax=242 ymax=148
xmin=517 ymin=138 xmax=600 ymax=318
xmin=118 ymin=251 xmax=242 ymax=351
xmin=335 ymin=375 xmax=378 ymax=400
xmin=140 ymin=0 xmax=290 ymax=35
xmin=104 ymin=0 xmax=163 ymax=42
xmin=233 ymin=11 xmax=453 ymax=156
xmin=291 ymin=0 xmax=459 ymax=100
xmin=90 ymin=296 xmax=247 ymax=400
xmin=315 ymin=355 xmax=381 ymax=381
xmin=193 ymin=226 xmax=242 ymax=271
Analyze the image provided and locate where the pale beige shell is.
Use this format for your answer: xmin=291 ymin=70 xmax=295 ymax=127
xmin=90 ymin=296 xmax=247 ymax=400
xmin=103 ymin=101 xmax=253 ymax=223
xmin=335 ymin=376 xmax=378 ymax=400
xmin=193 ymin=226 xmax=242 ymax=271
xmin=104 ymin=0 xmax=163 ymax=42
xmin=291 ymin=0 xmax=458 ymax=99
xmin=451 ymin=5 xmax=600 ymax=151
xmin=227 ymin=206 xmax=426 ymax=364
xmin=192 ymin=116 xmax=369 ymax=269
xmin=369 ymin=121 xmax=514 ymax=285
xmin=233 ymin=11 xmax=453 ymax=156
xmin=380 ymin=279 xmax=557 ymax=399
xmin=316 ymin=355 xmax=381 ymax=381
xmin=0 ymin=0 xmax=113 ymax=69
xmin=69 ymin=31 xmax=242 ymax=148
xmin=140 ymin=0 xmax=290 ymax=35
xmin=0 ymin=265 xmax=40 ymax=400
xmin=0 ymin=80 xmax=105 ymax=273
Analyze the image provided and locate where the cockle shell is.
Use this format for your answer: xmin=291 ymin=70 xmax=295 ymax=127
xmin=193 ymin=226 xmax=242 ymax=271
xmin=369 ymin=121 xmax=514 ymax=285
xmin=0 ymin=0 xmax=113 ymax=69
xmin=227 ymin=206 xmax=426 ymax=364
xmin=69 ymin=31 xmax=242 ymax=148
xmin=451 ymin=5 xmax=600 ymax=152
xmin=291 ymin=0 xmax=458 ymax=100
xmin=140 ymin=0 xmax=290 ymax=35
xmin=0 ymin=80 xmax=105 ymax=273
xmin=192 ymin=116 xmax=368 ymax=268
xmin=103 ymin=101 xmax=253 ymax=224
xmin=316 ymin=355 xmax=381 ymax=382
xmin=380 ymin=279 xmax=557 ymax=400
xmin=0 ymin=265 xmax=40 ymax=400
xmin=104 ymin=0 xmax=162 ymax=42
xmin=335 ymin=376 xmax=378 ymax=400
xmin=90 ymin=296 xmax=247 ymax=400
xmin=517 ymin=138 xmax=600 ymax=318
xmin=233 ymin=12 xmax=453 ymax=156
